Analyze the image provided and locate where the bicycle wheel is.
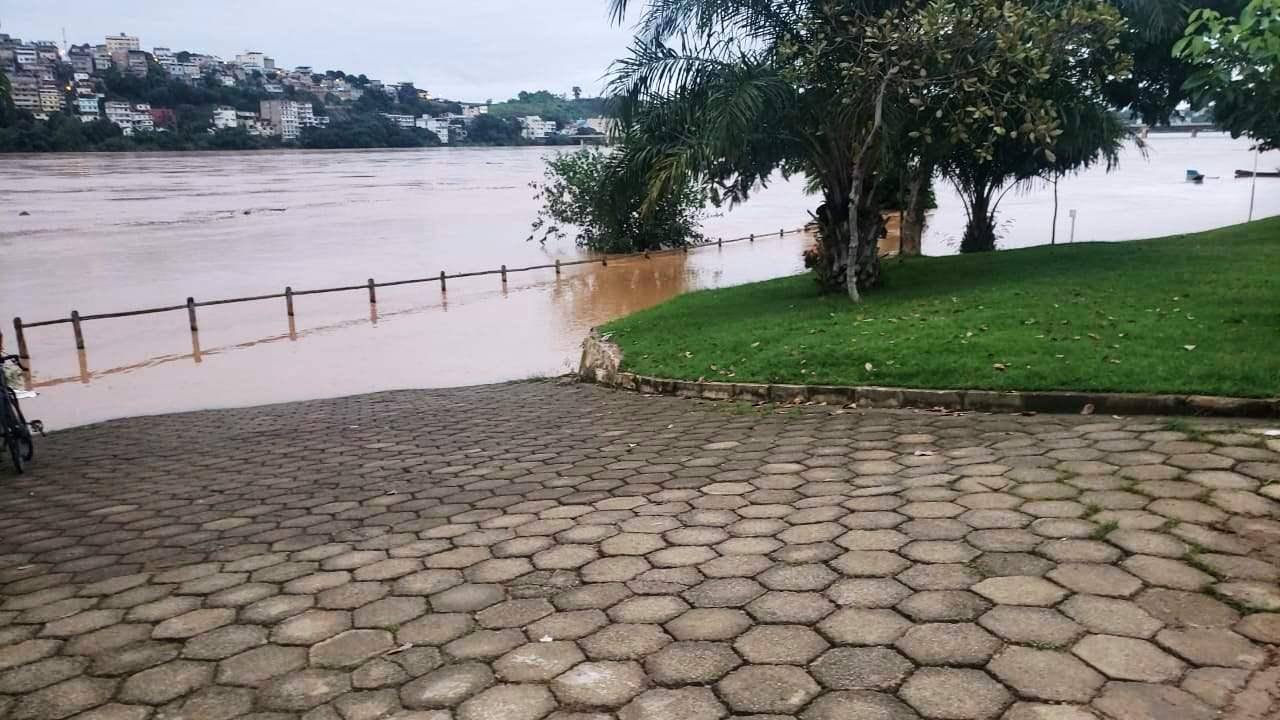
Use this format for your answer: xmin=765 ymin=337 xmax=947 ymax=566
xmin=5 ymin=433 xmax=24 ymax=474
xmin=7 ymin=395 xmax=32 ymax=462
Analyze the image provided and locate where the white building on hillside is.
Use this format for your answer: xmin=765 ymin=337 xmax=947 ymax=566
xmin=416 ymin=116 xmax=451 ymax=143
xmin=463 ymin=104 xmax=489 ymax=118
xmin=380 ymin=113 xmax=416 ymax=130
xmin=261 ymin=99 xmax=300 ymax=140
xmin=212 ymin=106 xmax=238 ymax=130
xmin=519 ymin=116 xmax=557 ymax=141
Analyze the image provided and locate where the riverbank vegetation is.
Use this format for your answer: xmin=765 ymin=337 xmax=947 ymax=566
xmin=602 ymin=218 xmax=1280 ymax=397
xmin=567 ymin=0 xmax=1264 ymax=302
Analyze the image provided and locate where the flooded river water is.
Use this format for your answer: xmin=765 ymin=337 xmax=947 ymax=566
xmin=2 ymin=136 xmax=1276 ymax=428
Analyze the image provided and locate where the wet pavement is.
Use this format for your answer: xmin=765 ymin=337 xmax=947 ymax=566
xmin=1 ymin=381 xmax=1278 ymax=720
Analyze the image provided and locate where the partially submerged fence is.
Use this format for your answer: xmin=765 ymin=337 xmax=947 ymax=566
xmin=9 ymin=227 xmax=808 ymax=360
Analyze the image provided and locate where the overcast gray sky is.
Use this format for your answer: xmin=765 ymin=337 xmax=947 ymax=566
xmin=2 ymin=1 xmax=637 ymax=102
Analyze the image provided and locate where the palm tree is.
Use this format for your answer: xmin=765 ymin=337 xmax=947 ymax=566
xmin=606 ymin=0 xmax=1131 ymax=297
xmin=607 ymin=0 xmax=931 ymax=300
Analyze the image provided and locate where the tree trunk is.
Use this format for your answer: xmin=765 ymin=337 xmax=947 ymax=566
xmin=845 ymin=165 xmax=884 ymax=302
xmin=809 ymin=195 xmax=851 ymax=294
xmin=900 ymin=164 xmax=930 ymax=257
xmin=960 ymin=189 xmax=997 ymax=253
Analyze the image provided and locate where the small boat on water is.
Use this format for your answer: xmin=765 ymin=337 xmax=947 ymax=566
xmin=1235 ymin=169 xmax=1280 ymax=178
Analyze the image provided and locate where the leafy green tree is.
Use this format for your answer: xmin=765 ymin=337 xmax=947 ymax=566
xmin=530 ymin=148 xmax=705 ymax=252
xmin=0 ymin=71 xmax=16 ymax=128
xmin=467 ymin=114 xmax=524 ymax=145
xmin=572 ymin=86 xmax=582 ymax=100
xmin=608 ymin=0 xmax=1130 ymax=299
xmin=1176 ymin=0 xmax=1280 ymax=149
xmin=1105 ymin=0 xmax=1247 ymax=125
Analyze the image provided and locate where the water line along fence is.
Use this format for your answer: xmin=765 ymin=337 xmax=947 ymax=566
xmin=9 ymin=227 xmax=807 ymax=360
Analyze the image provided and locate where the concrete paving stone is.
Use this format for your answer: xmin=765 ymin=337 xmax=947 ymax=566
xmin=353 ymin=658 xmax=410 ymax=689
xmin=977 ymin=606 xmax=1083 ymax=647
xmin=1180 ymin=666 xmax=1251 ymax=708
xmin=1194 ymin=552 xmax=1279 ymax=581
xmin=734 ymin=624 xmax=828 ymax=664
xmin=618 ymin=687 xmax=728 ymax=720
xmin=581 ymin=623 xmax=673 ymax=660
xmin=0 ymin=656 xmax=88 ymax=694
xmin=428 ymin=583 xmax=506 ymax=613
xmin=6 ymin=386 xmax=1280 ymax=720
xmin=400 ymin=662 xmax=494 ymax=709
xmin=118 ymin=659 xmax=214 ymax=704
xmin=818 ymin=607 xmax=912 ymax=645
xmin=897 ymin=591 xmax=991 ymax=622
xmin=526 ymin=609 xmax=609 ymax=641
xmin=1091 ymin=681 xmax=1216 ymax=720
xmin=241 ymin=594 xmax=315 ymax=625
xmin=217 ymin=645 xmax=309 ymax=681
xmin=69 ymin=703 xmax=153 ymax=720
xmin=682 ymin=578 xmax=765 ymax=607
xmin=1000 ymin=703 xmax=1096 ymax=720
xmin=644 ymin=641 xmax=741 ymax=685
xmin=1136 ymin=588 xmax=1240 ymax=627
xmin=311 ymin=629 xmax=395 ymax=668
xmin=1071 ymin=634 xmax=1186 ymax=682
xmin=1046 ymin=564 xmax=1141 ymax=598
xmin=810 ymin=647 xmax=913 ymax=691
xmin=551 ymin=660 xmax=647 ymax=708
xmin=1154 ymin=627 xmax=1267 ymax=668
xmin=456 ymin=683 xmax=556 ymax=720
xmin=972 ymin=577 xmax=1068 ymax=607
xmin=966 ymin=530 xmax=1041 ymax=553
xmin=1038 ymin=540 xmax=1120 ymax=564
xmin=1119 ymin=555 xmax=1214 ymax=591
xmin=1235 ymin=612 xmax=1280 ymax=643
xmin=895 ymin=622 xmax=1000 ymax=666
xmin=443 ymin=628 xmax=526 ymax=661
xmin=1104 ymin=529 xmax=1188 ymax=558
xmin=396 ymin=613 xmax=474 ymax=646
xmin=716 ymin=665 xmax=820 ymax=714
xmin=987 ymin=647 xmax=1104 ymax=703
xmin=830 ymin=551 xmax=912 ymax=578
xmin=7 ymin=676 xmax=118 ymax=720
xmin=1059 ymin=595 xmax=1163 ymax=638
xmin=271 ymin=610 xmax=352 ymax=645
xmin=664 ymin=607 xmax=752 ymax=641
xmin=970 ymin=553 xmax=1054 ymax=578
xmin=899 ymin=668 xmax=1012 ymax=720
xmin=181 ymin=623 xmax=269 ymax=660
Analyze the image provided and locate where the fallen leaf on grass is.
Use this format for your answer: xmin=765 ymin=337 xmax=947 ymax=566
xmin=1080 ymin=403 xmax=1096 ymax=416
xmin=384 ymin=643 xmax=415 ymax=656
xmin=864 ymin=363 xmax=875 ymax=373
xmin=992 ymin=363 xmax=1008 ymax=371
xmin=1183 ymin=345 xmax=1197 ymax=352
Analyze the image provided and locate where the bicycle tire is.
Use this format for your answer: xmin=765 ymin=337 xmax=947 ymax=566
xmin=2 ymin=390 xmax=31 ymax=469
xmin=5 ymin=433 xmax=24 ymax=474
xmin=7 ymin=394 xmax=32 ymax=462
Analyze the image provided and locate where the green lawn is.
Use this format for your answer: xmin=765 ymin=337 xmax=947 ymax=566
xmin=602 ymin=218 xmax=1280 ymax=398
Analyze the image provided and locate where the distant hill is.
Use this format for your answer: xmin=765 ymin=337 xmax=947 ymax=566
xmin=487 ymin=91 xmax=609 ymax=127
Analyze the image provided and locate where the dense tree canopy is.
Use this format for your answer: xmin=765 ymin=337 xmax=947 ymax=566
xmin=1176 ymin=0 xmax=1280 ymax=149
xmin=605 ymin=0 xmax=1133 ymax=300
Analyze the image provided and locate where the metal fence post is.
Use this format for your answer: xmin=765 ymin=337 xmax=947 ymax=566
xmin=186 ymin=297 xmax=198 ymax=332
xmin=285 ymin=287 xmax=295 ymax=317
xmin=71 ymin=310 xmax=85 ymax=350
xmin=602 ymin=256 xmax=608 ymax=267
xmin=501 ymin=265 xmax=508 ymax=284
xmin=555 ymin=259 xmax=561 ymax=276
xmin=718 ymin=237 xmax=723 ymax=248
xmin=12 ymin=318 xmax=29 ymax=360
xmin=440 ymin=271 xmax=447 ymax=292
xmin=367 ymin=279 xmax=377 ymax=304
xmin=750 ymin=233 xmax=755 ymax=243
xmin=779 ymin=228 xmax=784 ymax=237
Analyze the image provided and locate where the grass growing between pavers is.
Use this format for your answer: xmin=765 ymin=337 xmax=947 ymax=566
xmin=603 ymin=218 xmax=1280 ymax=398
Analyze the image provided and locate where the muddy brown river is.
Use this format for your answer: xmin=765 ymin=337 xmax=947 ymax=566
xmin=2 ymin=138 xmax=1275 ymax=428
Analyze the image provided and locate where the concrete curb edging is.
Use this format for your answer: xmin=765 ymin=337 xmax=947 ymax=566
xmin=578 ymin=330 xmax=1280 ymax=418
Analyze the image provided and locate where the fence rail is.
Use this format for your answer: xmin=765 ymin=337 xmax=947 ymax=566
xmin=9 ymin=227 xmax=807 ymax=360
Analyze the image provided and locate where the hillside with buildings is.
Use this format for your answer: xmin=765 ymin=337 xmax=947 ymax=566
xmin=0 ymin=31 xmax=613 ymax=151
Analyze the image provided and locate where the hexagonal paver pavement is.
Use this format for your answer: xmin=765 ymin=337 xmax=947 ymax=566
xmin=1 ymin=382 xmax=1278 ymax=719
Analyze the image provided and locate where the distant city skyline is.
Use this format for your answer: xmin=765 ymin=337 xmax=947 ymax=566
xmin=1 ymin=0 xmax=637 ymax=102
